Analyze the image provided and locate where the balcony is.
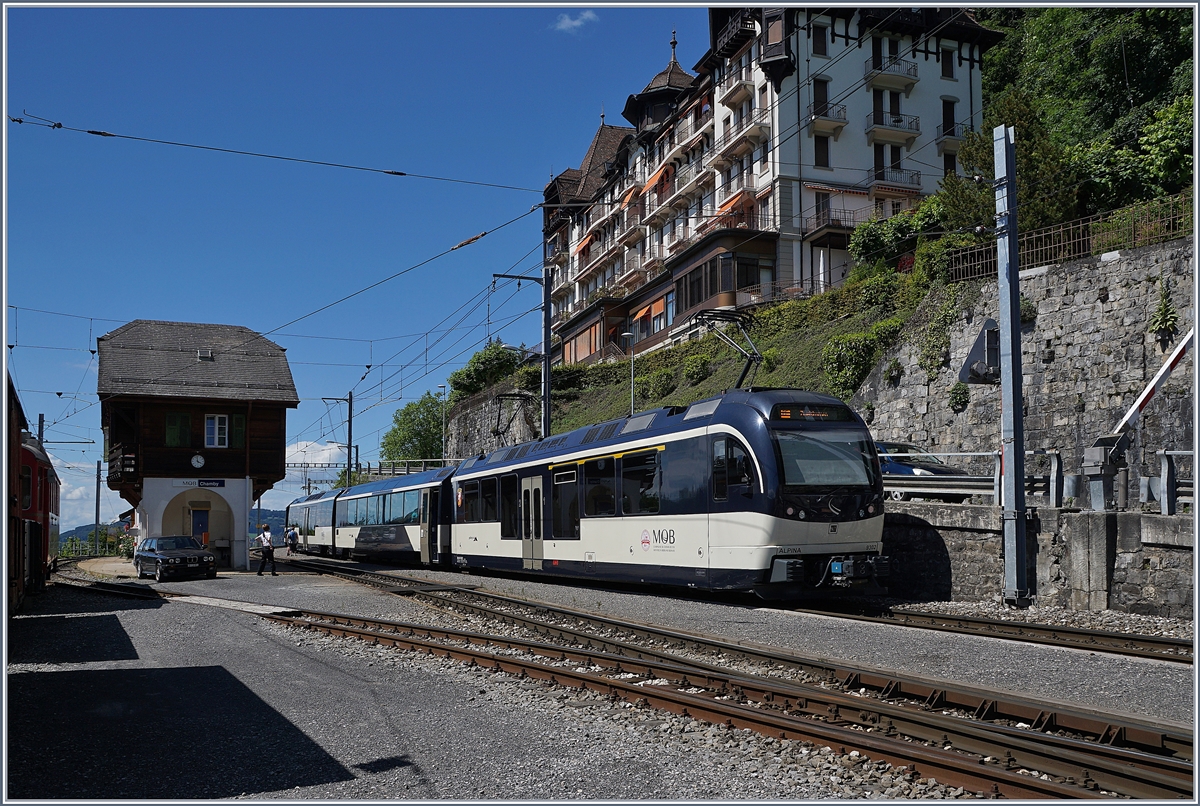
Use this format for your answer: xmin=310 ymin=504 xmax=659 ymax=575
xmin=710 ymin=108 xmax=770 ymax=167
xmin=865 ymin=110 xmax=921 ymax=149
xmin=866 ymin=166 xmax=922 ymax=194
xmin=864 ymin=55 xmax=919 ymax=96
xmin=699 ymin=206 xmax=775 ymax=236
xmin=680 ymin=109 xmax=714 ymax=149
xmin=714 ymin=10 xmax=757 ymax=58
xmin=717 ymin=63 xmax=754 ymax=108
xmin=936 ymin=121 xmax=971 ymax=155
xmin=717 ymin=171 xmax=757 ymax=206
xmin=665 ymin=162 xmax=707 ymax=209
xmin=803 ymin=206 xmax=875 ymax=233
xmin=547 ymin=241 xmax=571 ymax=266
xmin=807 ymin=102 xmax=848 ymax=139
xmin=618 ymin=200 xmax=644 ymax=245
xmin=106 ymin=444 xmax=137 ymax=484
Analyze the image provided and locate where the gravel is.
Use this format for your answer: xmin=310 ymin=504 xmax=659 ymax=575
xmin=11 ymin=562 xmax=1192 ymax=799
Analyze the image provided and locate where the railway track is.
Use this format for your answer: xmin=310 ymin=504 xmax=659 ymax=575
xmin=790 ymin=606 xmax=1193 ymax=665
xmin=275 ymin=558 xmax=1192 ymax=798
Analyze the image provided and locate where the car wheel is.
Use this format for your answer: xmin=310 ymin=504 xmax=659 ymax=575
xmin=889 ymin=490 xmax=909 ymax=501
xmin=206 ymin=569 xmax=217 ymax=579
xmin=135 ymin=560 xmax=145 ymax=579
xmin=154 ymin=563 xmax=165 ymax=583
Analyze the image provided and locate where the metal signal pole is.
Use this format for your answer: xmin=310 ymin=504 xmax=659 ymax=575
xmin=94 ymin=461 xmax=101 ymax=555
xmin=994 ymin=125 xmax=1030 ymax=607
xmin=492 ymin=270 xmax=552 ymax=438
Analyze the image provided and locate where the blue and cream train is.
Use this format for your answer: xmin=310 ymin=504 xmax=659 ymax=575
xmin=286 ymin=388 xmax=889 ymax=599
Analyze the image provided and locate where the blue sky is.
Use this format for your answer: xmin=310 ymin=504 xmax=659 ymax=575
xmin=5 ymin=6 xmax=711 ymax=530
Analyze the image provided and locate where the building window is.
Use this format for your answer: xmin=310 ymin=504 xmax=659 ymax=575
xmin=166 ymin=413 xmax=191 ymax=448
xmin=205 ymin=414 xmax=228 ymax=448
xmin=941 ymin=49 xmax=955 ymax=79
xmin=812 ymin=25 xmax=828 ymax=57
xmin=814 ymin=135 xmax=830 ymax=168
xmin=944 ymin=152 xmax=958 ymax=177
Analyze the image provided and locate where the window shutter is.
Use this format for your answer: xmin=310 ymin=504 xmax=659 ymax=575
xmin=166 ymin=413 xmax=190 ymax=447
xmin=231 ymin=415 xmax=246 ymax=448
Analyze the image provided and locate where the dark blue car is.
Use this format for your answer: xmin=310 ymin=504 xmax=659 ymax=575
xmin=875 ymin=442 xmax=970 ymax=503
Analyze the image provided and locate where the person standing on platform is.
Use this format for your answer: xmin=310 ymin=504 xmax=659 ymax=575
xmin=256 ymin=525 xmax=277 ymax=576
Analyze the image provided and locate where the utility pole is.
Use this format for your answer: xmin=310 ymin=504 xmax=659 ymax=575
xmin=492 ymin=267 xmax=552 ymax=439
xmin=94 ymin=460 xmax=101 ymax=556
xmin=323 ymin=391 xmax=354 ymax=486
xmin=994 ymin=124 xmax=1030 ymax=608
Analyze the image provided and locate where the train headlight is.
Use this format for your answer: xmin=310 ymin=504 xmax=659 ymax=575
xmin=797 ymin=509 xmax=806 ymax=519
xmin=867 ymin=504 xmax=877 ymax=515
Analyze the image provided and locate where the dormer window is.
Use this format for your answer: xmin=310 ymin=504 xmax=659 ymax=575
xmin=197 ymin=349 xmax=214 ymax=361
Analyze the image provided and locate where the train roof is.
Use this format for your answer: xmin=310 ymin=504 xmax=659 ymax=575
xmin=455 ymin=387 xmax=852 ymax=478
xmin=286 ymin=464 xmax=457 ymax=507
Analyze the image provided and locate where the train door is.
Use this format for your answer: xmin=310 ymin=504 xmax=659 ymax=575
xmin=521 ymin=476 xmax=544 ymax=570
xmin=419 ymin=488 xmax=441 ymax=565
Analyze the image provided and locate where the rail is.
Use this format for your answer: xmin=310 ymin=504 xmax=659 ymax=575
xmin=883 ymin=450 xmax=1064 ymax=506
xmin=948 ymin=190 xmax=1193 ymax=282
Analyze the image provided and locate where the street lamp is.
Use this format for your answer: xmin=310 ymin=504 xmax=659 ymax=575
xmin=437 ymin=384 xmax=446 ymax=463
xmin=621 ymin=332 xmax=635 ymax=417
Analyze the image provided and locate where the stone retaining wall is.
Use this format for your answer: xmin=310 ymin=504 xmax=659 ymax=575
xmin=858 ymin=237 xmax=1194 ymax=498
xmin=883 ymin=505 xmax=1193 ymax=618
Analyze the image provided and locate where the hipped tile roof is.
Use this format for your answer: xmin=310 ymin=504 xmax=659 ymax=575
xmin=97 ymin=320 xmax=299 ymax=405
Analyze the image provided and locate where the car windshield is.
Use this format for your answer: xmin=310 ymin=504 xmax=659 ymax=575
xmin=158 ymin=537 xmax=202 ymax=551
xmin=773 ymin=429 xmax=879 ymax=489
xmin=879 ymin=443 xmax=945 ymax=464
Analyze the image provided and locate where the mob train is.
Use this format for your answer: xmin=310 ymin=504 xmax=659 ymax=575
xmin=286 ymin=388 xmax=889 ymax=599
xmin=7 ymin=375 xmax=61 ymax=612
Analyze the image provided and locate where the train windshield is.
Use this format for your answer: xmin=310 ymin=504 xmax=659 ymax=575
xmin=772 ymin=429 xmax=879 ymax=489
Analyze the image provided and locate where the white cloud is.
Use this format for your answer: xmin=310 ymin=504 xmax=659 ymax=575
xmin=554 ymin=10 xmax=597 ymax=33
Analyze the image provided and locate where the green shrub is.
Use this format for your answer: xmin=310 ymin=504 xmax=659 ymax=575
xmin=885 ymin=358 xmax=904 ymax=385
xmin=683 ymin=355 xmax=711 ymax=385
xmin=1019 ymin=295 xmax=1037 ymax=323
xmin=948 ymin=381 xmax=970 ymax=412
xmin=823 ymin=333 xmax=878 ymax=400
xmin=760 ymin=348 xmax=781 ymax=374
xmin=636 ymin=368 xmax=676 ymax=401
xmin=918 ymin=288 xmax=962 ymax=380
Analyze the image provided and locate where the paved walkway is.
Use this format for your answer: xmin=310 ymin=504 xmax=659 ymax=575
xmin=74 ymin=556 xmax=281 ymax=578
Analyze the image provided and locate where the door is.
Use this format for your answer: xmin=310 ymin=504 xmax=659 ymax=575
xmin=419 ymin=489 xmax=441 ymax=565
xmin=521 ymin=476 xmax=544 ymax=571
xmin=192 ymin=510 xmax=209 ymax=546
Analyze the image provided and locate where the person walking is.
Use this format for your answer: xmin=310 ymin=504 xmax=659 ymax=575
xmin=286 ymin=526 xmax=298 ymax=557
xmin=256 ymin=525 xmax=277 ymax=576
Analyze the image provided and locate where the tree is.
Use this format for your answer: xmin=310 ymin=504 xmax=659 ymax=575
xmin=447 ymin=339 xmax=522 ymax=399
xmin=380 ymin=391 xmax=444 ymax=462
xmin=938 ymin=87 xmax=1077 ymax=234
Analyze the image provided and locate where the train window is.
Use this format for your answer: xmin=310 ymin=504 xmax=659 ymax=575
xmin=366 ymin=496 xmax=379 ymax=525
xmin=712 ymin=437 xmax=752 ymax=501
xmin=522 ymin=488 xmax=531 ymax=537
xmin=19 ymin=466 xmax=31 ymax=509
xmin=621 ymin=451 xmax=660 ymax=515
xmin=403 ymin=490 xmax=420 ymax=524
xmin=335 ymin=499 xmax=350 ymax=528
xmin=355 ymin=498 xmax=369 ymax=526
xmin=583 ymin=457 xmax=616 ymax=517
xmin=553 ymin=472 xmax=580 ymax=539
xmin=481 ymin=478 xmax=498 ymax=522
xmin=462 ymin=481 xmax=481 ymax=523
xmin=533 ymin=487 xmax=543 ymax=539
xmin=500 ymin=474 xmax=520 ymax=538
xmin=386 ymin=492 xmax=404 ymax=524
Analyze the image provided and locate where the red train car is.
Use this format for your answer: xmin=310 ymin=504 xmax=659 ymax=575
xmin=8 ymin=374 xmax=60 ymax=612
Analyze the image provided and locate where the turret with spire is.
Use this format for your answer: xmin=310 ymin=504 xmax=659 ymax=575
xmin=621 ymin=31 xmax=696 ymax=133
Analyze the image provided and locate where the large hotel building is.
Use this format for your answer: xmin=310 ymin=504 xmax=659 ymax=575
xmin=544 ymin=8 xmax=1001 ymax=365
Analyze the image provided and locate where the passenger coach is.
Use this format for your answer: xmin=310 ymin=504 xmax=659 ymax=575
xmin=287 ymin=388 xmax=888 ymax=599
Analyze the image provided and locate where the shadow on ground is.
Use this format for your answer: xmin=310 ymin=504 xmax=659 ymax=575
xmin=7 ymin=666 xmax=355 ymax=798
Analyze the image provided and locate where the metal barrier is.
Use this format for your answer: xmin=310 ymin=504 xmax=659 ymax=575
xmin=1157 ymin=451 xmax=1194 ymax=515
xmin=882 ymin=450 xmax=1063 ymax=506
